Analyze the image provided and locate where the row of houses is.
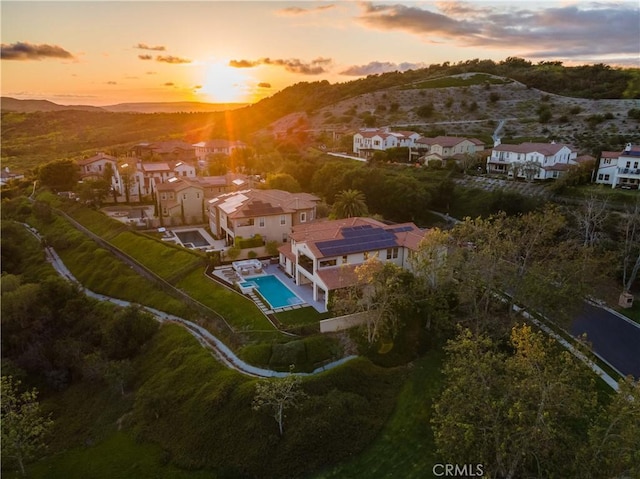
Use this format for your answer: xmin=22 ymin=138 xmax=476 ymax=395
xmin=353 ymin=127 xmax=640 ymax=189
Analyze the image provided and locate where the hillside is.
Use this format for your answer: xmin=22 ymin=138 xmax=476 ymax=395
xmin=0 ymin=97 xmax=104 ymax=113
xmin=3 ymin=60 xmax=640 ymax=173
xmin=0 ymin=97 xmax=249 ymax=114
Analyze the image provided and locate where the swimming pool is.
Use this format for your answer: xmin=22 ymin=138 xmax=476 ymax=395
xmin=240 ymin=275 xmax=304 ymax=309
xmin=174 ymin=230 xmax=210 ymax=247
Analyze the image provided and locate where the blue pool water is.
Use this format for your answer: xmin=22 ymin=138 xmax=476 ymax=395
xmin=240 ymin=275 xmax=304 ymax=309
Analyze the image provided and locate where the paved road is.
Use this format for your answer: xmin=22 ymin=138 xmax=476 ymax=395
xmin=570 ymin=302 xmax=640 ymax=379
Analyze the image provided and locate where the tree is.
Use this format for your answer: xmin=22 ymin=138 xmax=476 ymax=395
xmin=104 ymin=359 xmax=132 ymax=396
xmin=619 ymin=199 xmax=640 ymax=302
xmin=521 ymin=160 xmax=541 ymax=182
xmin=579 ymin=377 xmax=640 ymax=478
xmin=119 ymin=162 xmax=137 ymax=204
xmin=332 ymin=189 xmax=368 ymax=219
xmin=432 ymin=325 xmax=599 ymax=479
xmin=332 ymin=258 xmax=413 ymax=344
xmin=264 ymin=172 xmax=301 ymax=192
xmin=572 ymin=195 xmax=609 ymax=247
xmin=1 ymin=376 xmax=53 ymax=476
xmin=252 ymin=370 xmax=307 ymax=436
xmin=37 ymin=158 xmax=79 ymax=192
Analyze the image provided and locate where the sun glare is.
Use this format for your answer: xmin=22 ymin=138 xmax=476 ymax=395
xmin=200 ymin=62 xmax=249 ymax=103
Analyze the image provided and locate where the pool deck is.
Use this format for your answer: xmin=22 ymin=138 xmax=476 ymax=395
xmin=211 ymin=262 xmax=328 ymax=314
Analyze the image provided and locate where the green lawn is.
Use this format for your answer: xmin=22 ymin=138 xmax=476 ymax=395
xmin=616 ymin=301 xmax=640 ymax=325
xmin=110 ymin=231 xmax=203 ymax=281
xmin=176 ymin=269 xmax=277 ymax=333
xmin=274 ymin=306 xmax=331 ymax=327
xmin=314 ymin=348 xmax=445 ymax=479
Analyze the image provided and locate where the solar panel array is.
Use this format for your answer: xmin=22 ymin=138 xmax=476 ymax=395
xmin=316 ymin=225 xmax=398 ymax=257
xmin=388 ymin=225 xmax=413 ymax=233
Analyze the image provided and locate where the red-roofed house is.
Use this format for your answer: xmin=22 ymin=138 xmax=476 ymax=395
xmin=352 ymin=128 xmax=420 ymax=158
xmin=486 ymin=142 xmax=578 ymax=180
xmin=193 ymin=139 xmax=248 ymax=161
xmin=208 ymin=189 xmax=320 ymax=245
xmin=77 ymin=152 xmax=121 ymax=192
xmin=416 ymin=136 xmax=485 ymax=161
xmin=278 ymin=217 xmax=428 ymax=307
xmin=595 ymin=144 xmax=640 ymax=189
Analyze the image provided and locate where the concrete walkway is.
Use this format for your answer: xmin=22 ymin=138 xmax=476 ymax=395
xmin=22 ymin=223 xmax=356 ymax=378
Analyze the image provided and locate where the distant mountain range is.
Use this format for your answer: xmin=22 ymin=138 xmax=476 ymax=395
xmin=0 ymin=97 xmax=250 ymax=114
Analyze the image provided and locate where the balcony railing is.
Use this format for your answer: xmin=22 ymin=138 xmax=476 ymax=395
xmin=618 ymin=167 xmax=640 ymax=176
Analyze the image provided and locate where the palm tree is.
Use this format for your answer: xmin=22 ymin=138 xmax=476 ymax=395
xmin=333 ymin=189 xmax=368 ymax=219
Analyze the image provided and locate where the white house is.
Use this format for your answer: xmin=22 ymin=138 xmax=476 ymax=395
xmin=486 ymin=142 xmax=578 ymax=180
xmin=120 ymin=160 xmax=197 ymax=197
xmin=278 ymin=217 xmax=428 ymax=308
xmin=352 ymin=128 xmax=420 ymax=158
xmin=595 ymin=144 xmax=640 ymax=189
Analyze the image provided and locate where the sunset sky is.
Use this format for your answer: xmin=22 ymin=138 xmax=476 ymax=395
xmin=2 ymin=1 xmax=639 ymax=106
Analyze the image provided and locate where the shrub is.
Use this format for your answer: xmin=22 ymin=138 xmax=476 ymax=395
xmin=247 ymin=250 xmax=257 ymax=259
xmin=226 ymin=246 xmax=241 ymax=261
xmin=265 ymin=240 xmax=279 ymax=257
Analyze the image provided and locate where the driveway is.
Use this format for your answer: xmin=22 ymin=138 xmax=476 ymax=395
xmin=570 ymin=302 xmax=640 ymax=379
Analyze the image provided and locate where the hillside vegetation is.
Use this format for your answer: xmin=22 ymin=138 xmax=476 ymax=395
xmin=2 ymin=58 xmax=640 ymax=173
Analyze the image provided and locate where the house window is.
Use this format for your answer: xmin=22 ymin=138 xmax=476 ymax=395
xmin=319 ymin=259 xmax=337 ymax=268
xmin=259 ymin=217 xmax=265 ymax=228
xmin=280 ymin=215 xmax=286 ymax=226
xmin=196 ymin=193 xmax=200 ymax=199
xmin=363 ymin=252 xmax=369 ymax=260
xmin=182 ymin=171 xmax=187 ymax=176
xmin=300 ymin=212 xmax=307 ymax=223
xmin=162 ymin=207 xmax=168 ymax=215
xmin=604 ymin=159 xmax=611 ymax=164
xmin=598 ymin=174 xmax=604 ymax=180
xmin=626 ymin=161 xmax=631 ymax=167
xmin=183 ymin=194 xmax=187 ymax=200
xmin=604 ymin=174 xmax=610 ymax=181
xmin=161 ymin=193 xmax=167 ymax=200
xmin=342 ymin=255 xmax=348 ymax=264
xmin=282 ymin=233 xmax=288 ymax=242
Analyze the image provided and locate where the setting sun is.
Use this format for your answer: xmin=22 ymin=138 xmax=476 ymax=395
xmin=199 ymin=62 xmax=250 ymax=103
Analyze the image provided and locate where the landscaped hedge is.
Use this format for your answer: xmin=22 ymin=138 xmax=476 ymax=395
xmin=234 ymin=234 xmax=263 ymax=249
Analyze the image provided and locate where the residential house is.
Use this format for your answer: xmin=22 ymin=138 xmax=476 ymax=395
xmin=156 ymin=177 xmax=206 ymax=225
xmin=0 ymin=167 xmax=25 ymax=186
xmin=278 ymin=217 xmax=428 ymax=308
xmin=131 ymin=141 xmax=196 ymax=162
xmin=188 ymin=174 xmax=251 ymax=198
xmin=77 ymin=152 xmax=121 ymax=191
xmin=193 ymin=139 xmax=248 ymax=162
xmin=595 ymin=144 xmax=640 ymax=189
xmin=486 ymin=142 xmax=578 ymax=180
xmin=416 ymin=136 xmax=485 ymax=164
xmin=208 ymin=189 xmax=320 ymax=245
xmin=120 ymin=160 xmax=197 ymax=197
xmin=352 ymin=128 xmax=420 ymax=158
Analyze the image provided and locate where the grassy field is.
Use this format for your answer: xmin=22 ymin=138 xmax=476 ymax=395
xmin=314 ymin=348 xmax=445 ymax=479
xmin=30 ymin=212 xmax=193 ymax=318
xmin=5 ymin=432 xmax=217 ymax=479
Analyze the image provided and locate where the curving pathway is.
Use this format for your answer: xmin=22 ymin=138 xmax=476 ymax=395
xmin=22 ymin=223 xmax=357 ymax=378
